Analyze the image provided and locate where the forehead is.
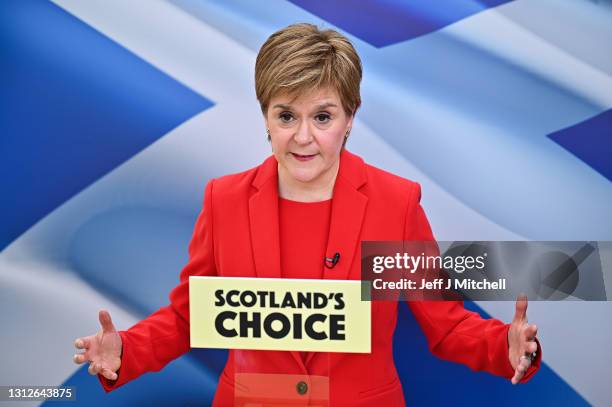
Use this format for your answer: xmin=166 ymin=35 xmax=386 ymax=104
xmin=270 ymin=87 xmax=341 ymax=109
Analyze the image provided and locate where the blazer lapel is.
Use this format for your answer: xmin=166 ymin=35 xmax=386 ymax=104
xmin=249 ymin=156 xmax=307 ymax=371
xmin=249 ymin=151 xmax=368 ymax=372
xmin=323 ymin=150 xmax=368 ymax=281
xmin=305 ymin=151 xmax=368 ymax=367
xmin=249 ymin=156 xmax=282 ymax=279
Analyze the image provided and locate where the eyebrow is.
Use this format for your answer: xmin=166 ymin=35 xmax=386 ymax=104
xmin=272 ymin=102 xmax=338 ymax=110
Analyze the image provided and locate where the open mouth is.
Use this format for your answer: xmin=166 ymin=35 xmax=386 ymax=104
xmin=291 ymin=153 xmax=317 ymax=162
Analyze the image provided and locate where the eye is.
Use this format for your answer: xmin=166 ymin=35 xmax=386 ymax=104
xmin=315 ymin=113 xmax=331 ymax=123
xmin=279 ymin=112 xmax=294 ymax=123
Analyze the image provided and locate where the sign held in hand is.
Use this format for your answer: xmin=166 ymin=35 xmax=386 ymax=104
xmin=189 ymin=277 xmax=371 ymax=353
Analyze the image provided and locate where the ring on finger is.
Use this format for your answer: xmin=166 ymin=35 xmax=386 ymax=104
xmin=521 ymin=351 xmax=536 ymax=362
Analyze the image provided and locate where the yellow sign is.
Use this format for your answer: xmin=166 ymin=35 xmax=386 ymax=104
xmin=189 ymin=277 xmax=371 ymax=353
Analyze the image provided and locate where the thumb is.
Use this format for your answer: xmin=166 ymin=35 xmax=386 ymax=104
xmin=99 ymin=310 xmax=117 ymax=334
xmin=513 ymin=294 xmax=528 ymax=323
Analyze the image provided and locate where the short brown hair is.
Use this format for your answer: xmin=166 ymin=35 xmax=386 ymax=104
xmin=255 ymin=23 xmax=362 ymax=117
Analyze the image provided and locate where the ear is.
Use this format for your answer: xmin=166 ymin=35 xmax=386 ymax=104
xmin=346 ymin=114 xmax=354 ymax=134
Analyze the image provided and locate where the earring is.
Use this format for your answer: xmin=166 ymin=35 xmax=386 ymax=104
xmin=266 ymin=128 xmax=271 ymax=141
xmin=345 ymin=129 xmax=351 ymax=138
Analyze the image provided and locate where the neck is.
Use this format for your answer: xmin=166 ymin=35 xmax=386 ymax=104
xmin=277 ymin=161 xmax=339 ymax=202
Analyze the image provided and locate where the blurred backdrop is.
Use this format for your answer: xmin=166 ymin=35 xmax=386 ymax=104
xmin=1 ymin=0 xmax=611 ymax=405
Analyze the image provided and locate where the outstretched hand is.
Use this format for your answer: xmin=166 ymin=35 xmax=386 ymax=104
xmin=73 ymin=310 xmax=122 ymax=381
xmin=508 ymin=295 xmax=538 ymax=384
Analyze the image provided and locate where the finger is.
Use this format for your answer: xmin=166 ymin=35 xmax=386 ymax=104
xmin=521 ymin=325 xmax=538 ymax=347
xmin=519 ymin=356 xmax=531 ymax=371
xmin=512 ymin=355 xmax=531 ymax=385
xmin=525 ymin=340 xmax=538 ymax=354
xmin=524 ymin=324 xmax=538 ymax=341
xmin=512 ymin=294 xmax=528 ymax=323
xmin=99 ymin=310 xmax=117 ymax=334
xmin=73 ymin=353 xmax=89 ymax=364
xmin=92 ymin=362 xmax=103 ymax=375
xmin=74 ymin=337 xmax=91 ymax=350
xmin=511 ymin=368 xmax=524 ymax=385
xmin=101 ymin=368 xmax=118 ymax=381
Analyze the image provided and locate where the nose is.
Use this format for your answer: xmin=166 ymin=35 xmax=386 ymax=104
xmin=293 ymin=120 xmax=313 ymax=145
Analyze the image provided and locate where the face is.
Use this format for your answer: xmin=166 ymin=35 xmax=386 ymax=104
xmin=265 ymin=87 xmax=354 ymax=191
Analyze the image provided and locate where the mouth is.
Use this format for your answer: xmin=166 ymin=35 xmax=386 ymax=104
xmin=291 ymin=153 xmax=317 ymax=162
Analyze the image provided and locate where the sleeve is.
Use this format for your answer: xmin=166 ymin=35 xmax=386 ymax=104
xmin=98 ymin=179 xmax=218 ymax=391
xmin=402 ymin=182 xmax=541 ymax=383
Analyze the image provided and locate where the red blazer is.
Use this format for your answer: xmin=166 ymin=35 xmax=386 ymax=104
xmin=100 ymin=150 xmax=541 ymax=405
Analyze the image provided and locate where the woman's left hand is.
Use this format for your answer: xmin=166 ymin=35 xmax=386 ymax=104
xmin=508 ymin=294 xmax=538 ymax=384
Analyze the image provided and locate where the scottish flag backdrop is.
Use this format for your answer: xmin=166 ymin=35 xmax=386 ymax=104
xmin=1 ymin=0 xmax=611 ymax=406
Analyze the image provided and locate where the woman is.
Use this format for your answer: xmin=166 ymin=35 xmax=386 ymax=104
xmin=73 ymin=23 xmax=541 ymax=406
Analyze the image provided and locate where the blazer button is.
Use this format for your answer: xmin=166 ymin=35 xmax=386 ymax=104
xmin=296 ymin=381 xmax=308 ymax=395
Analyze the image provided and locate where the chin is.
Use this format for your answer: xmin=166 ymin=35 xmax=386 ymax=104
xmin=287 ymin=167 xmax=320 ymax=184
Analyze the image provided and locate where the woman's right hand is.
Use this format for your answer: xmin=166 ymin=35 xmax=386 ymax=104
xmin=73 ymin=310 xmax=123 ymax=381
